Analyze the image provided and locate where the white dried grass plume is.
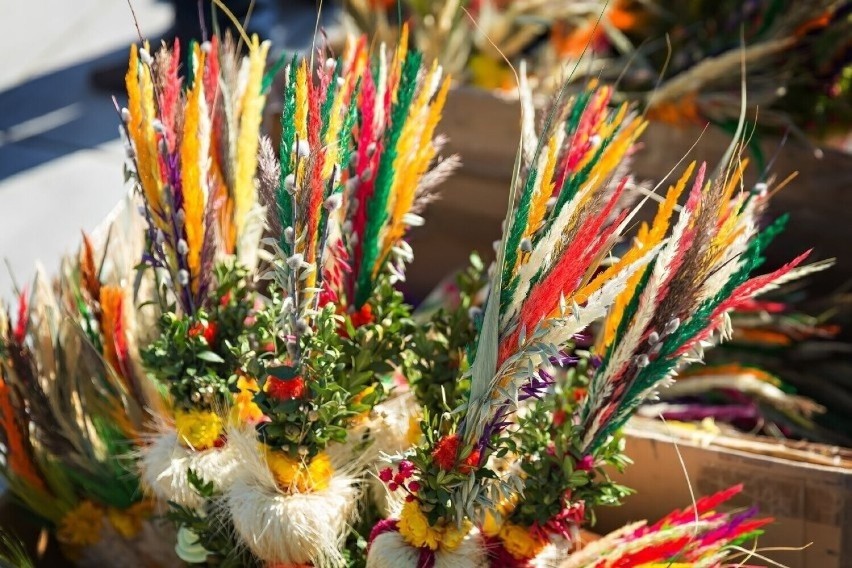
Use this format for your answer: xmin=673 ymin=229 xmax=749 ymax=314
xmin=366 ymin=529 xmax=486 ymax=568
xmin=225 ymin=427 xmax=361 ymax=567
xmin=138 ymin=427 xmax=241 ymax=509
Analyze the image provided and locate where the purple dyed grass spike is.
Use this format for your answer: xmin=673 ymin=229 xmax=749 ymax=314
xmin=549 ymin=352 xmax=579 ymax=368
xmin=698 ymin=506 xmax=760 ymax=545
xmin=520 ymin=368 xmax=556 ymax=401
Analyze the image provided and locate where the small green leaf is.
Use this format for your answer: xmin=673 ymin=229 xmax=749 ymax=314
xmin=196 ymin=351 xmax=225 ymax=363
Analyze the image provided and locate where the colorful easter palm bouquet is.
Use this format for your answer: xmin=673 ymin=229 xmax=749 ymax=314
xmin=123 ymin=33 xmax=272 ymax=516
xmin=0 ymin=22 xmax=828 ymax=568
xmin=364 ymin=67 xmax=819 ymax=567
xmin=121 ymin=24 xmax=458 ymax=566
xmin=0 ymin=217 xmax=178 ymax=566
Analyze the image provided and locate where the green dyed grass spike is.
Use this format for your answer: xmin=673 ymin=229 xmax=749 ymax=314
xmin=277 ymin=56 xmax=299 ymax=253
xmin=338 ymin=80 xmax=361 ymax=172
xmin=500 ymin=169 xmax=539 ymax=309
xmin=565 ymin=90 xmax=591 ymax=136
xmin=549 ymin=132 xmax=615 ymax=225
xmin=261 ymin=51 xmax=289 ymax=95
xmin=319 ymin=60 xmax=341 ymax=140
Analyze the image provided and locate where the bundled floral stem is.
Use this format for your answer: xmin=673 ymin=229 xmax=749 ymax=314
xmin=366 ymin=45 xmax=821 ymax=563
xmin=558 ymin=484 xmax=773 ymax=568
xmin=636 ymin=291 xmax=844 ymax=444
xmin=120 ymin=34 xmax=275 ymax=530
xmin=367 ymin=72 xmax=659 ymax=567
xmin=0 ymin=253 xmax=177 ymax=567
xmin=214 ymin=27 xmax=456 ymax=567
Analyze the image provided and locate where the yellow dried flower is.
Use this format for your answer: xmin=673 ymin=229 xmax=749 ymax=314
xmin=440 ymin=520 xmax=472 ymax=552
xmin=499 ymin=522 xmax=548 ymax=560
xmin=266 ymin=450 xmax=333 ymax=493
xmin=107 ymin=500 xmax=154 ymax=538
xmin=175 ymin=409 xmax=224 ymax=450
xmin=406 ymin=414 xmax=422 ymax=446
xmin=398 ymin=501 xmax=442 ymax=551
xmin=397 ymin=501 xmax=470 ymax=551
xmin=230 ymin=375 xmax=264 ymax=424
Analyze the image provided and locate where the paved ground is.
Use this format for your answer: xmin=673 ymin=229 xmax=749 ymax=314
xmin=0 ymin=0 xmax=172 ymax=301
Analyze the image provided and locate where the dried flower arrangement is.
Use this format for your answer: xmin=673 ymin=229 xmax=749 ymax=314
xmin=0 ymin=19 xmax=828 ymax=568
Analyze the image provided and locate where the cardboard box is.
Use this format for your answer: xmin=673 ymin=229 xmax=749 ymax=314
xmin=593 ymin=419 xmax=852 ymax=568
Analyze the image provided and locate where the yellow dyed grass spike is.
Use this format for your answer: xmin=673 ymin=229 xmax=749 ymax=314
xmin=294 ymin=60 xmax=309 ymax=145
xmin=322 ymin=88 xmax=346 ymax=179
xmin=126 ymin=44 xmax=165 ymax=227
xmin=388 ymin=24 xmax=410 ymax=100
xmin=575 ymin=118 xmax=646 ymax=214
xmin=593 ymin=162 xmax=697 ymax=350
xmin=181 ymin=47 xmax=209 ymax=287
xmin=524 ymin=134 xmax=560 ymax=240
xmin=234 ymin=36 xmax=270 ymax=243
xmin=721 ymin=158 xmax=748 ymax=209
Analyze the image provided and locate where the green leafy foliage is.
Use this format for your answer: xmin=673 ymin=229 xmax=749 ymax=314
xmin=245 ymin=277 xmax=416 ymax=459
xmin=503 ymin=357 xmax=632 ymax=530
xmin=408 ymin=254 xmax=487 ymax=411
xmin=141 ymin=261 xmax=254 ymax=411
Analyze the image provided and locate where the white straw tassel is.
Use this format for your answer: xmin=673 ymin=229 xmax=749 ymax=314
xmin=138 ymin=428 xmax=240 ymax=509
xmin=226 ymin=428 xmax=360 ymax=567
xmin=366 ymin=529 xmax=486 ymax=568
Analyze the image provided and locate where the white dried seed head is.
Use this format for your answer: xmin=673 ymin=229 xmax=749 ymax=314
xmin=324 ymin=193 xmax=342 ymax=211
xmin=139 ymin=47 xmax=153 ymax=65
xmin=286 ymin=253 xmax=304 ymax=270
xmin=293 ymin=139 xmax=310 ymax=158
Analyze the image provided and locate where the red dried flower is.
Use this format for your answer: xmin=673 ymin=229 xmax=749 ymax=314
xmin=336 ymin=304 xmax=375 ymax=338
xmin=431 ymin=435 xmax=481 ymax=473
xmin=431 ymin=434 xmax=460 ymax=471
xmin=399 ymin=460 xmax=415 ymax=475
xmin=407 ymin=481 xmax=421 ymax=492
xmin=461 ymin=447 xmax=481 ymax=474
xmin=188 ymin=321 xmax=217 ymax=345
xmin=379 ymin=468 xmax=393 ymax=482
xmin=576 ymin=455 xmax=595 ymax=471
xmin=351 ymin=304 xmax=374 ymax=328
xmin=265 ymin=376 xmax=306 ymax=401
